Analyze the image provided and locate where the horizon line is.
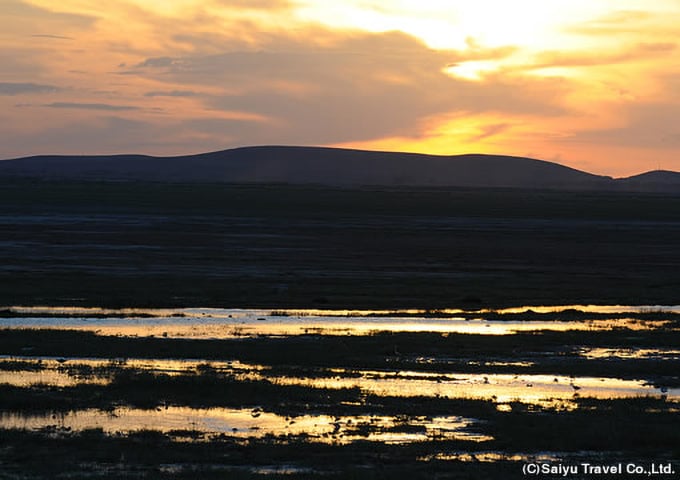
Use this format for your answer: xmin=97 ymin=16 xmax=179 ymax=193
xmin=1 ymin=144 xmax=678 ymax=179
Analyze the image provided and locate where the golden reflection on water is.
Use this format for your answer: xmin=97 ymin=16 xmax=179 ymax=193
xmin=2 ymin=357 xmax=676 ymax=404
xmin=2 ymin=304 xmax=677 ymax=338
xmin=266 ymin=372 xmax=677 ymax=404
xmin=421 ymin=452 xmax=560 ymax=463
xmin=2 ymin=305 xmax=677 ymax=452
xmin=0 ymin=370 xmax=108 ymax=387
xmin=5 ymin=304 xmax=680 ymax=318
xmin=0 ymin=357 xmax=259 ymax=386
xmin=0 ymin=408 xmax=490 ymax=444
xmin=580 ymin=348 xmax=680 ymax=360
xmin=0 ymin=318 xmax=668 ymax=338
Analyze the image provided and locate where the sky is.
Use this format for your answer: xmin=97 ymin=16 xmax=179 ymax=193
xmin=1 ymin=0 xmax=680 ymax=176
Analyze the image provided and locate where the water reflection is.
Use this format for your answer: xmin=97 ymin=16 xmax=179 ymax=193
xmin=0 ymin=407 xmax=490 ymax=444
xmin=268 ymin=372 xmax=678 ymax=405
xmin=2 ymin=357 xmax=676 ymax=405
xmin=580 ymin=348 xmax=680 ymax=360
xmin=0 ymin=370 xmax=107 ymax=387
xmin=0 ymin=356 xmax=258 ymax=386
xmin=0 ymin=315 xmax=668 ymax=338
xmin=6 ymin=304 xmax=680 ymax=318
xmin=421 ymin=451 xmax=560 ymax=463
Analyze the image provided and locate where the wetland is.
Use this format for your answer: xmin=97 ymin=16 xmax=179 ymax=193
xmin=1 ymin=308 xmax=679 ymax=478
xmin=1 ymin=182 xmax=680 ymax=478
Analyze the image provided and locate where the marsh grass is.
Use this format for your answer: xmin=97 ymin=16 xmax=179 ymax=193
xmin=2 ymin=329 xmax=679 ymax=384
xmin=0 ymin=427 xmax=533 ymax=479
xmin=1 ymin=395 xmax=678 ymax=479
xmin=487 ymin=397 xmax=680 ymax=454
xmin=1 ymin=325 xmax=679 ymax=478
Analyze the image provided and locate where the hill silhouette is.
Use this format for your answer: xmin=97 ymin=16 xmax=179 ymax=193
xmin=0 ymin=145 xmax=675 ymax=191
xmin=616 ymin=170 xmax=680 ymax=192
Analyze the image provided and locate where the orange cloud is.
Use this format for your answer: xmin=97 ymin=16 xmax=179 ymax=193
xmin=531 ymin=42 xmax=676 ymax=69
xmin=2 ymin=0 xmax=680 ymax=176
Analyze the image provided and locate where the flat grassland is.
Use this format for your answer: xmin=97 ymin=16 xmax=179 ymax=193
xmin=1 ymin=180 xmax=680 ymax=309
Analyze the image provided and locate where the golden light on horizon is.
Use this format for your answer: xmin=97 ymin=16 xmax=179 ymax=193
xmin=2 ymin=0 xmax=680 ymax=175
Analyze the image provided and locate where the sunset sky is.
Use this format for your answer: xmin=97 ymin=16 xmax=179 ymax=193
xmin=2 ymin=0 xmax=680 ymax=176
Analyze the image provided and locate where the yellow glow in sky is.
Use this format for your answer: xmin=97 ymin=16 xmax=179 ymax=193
xmin=297 ymin=0 xmax=599 ymax=50
xmin=2 ymin=0 xmax=680 ymax=175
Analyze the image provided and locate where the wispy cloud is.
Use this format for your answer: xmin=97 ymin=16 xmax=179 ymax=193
xmin=136 ymin=57 xmax=178 ymax=68
xmin=0 ymin=82 xmax=60 ymax=96
xmin=30 ymin=34 xmax=73 ymax=40
xmin=467 ymin=123 xmax=512 ymax=143
xmin=4 ymin=0 xmax=95 ymax=28
xmin=131 ymin=30 xmax=565 ymax=146
xmin=144 ymin=90 xmax=199 ymax=97
xmin=565 ymin=9 xmax=657 ymax=35
xmin=532 ymin=42 xmax=676 ymax=68
xmin=44 ymin=102 xmax=139 ymax=111
xmin=210 ymin=0 xmax=292 ymax=9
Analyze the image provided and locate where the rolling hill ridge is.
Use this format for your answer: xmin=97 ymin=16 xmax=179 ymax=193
xmin=0 ymin=145 xmax=677 ymax=192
